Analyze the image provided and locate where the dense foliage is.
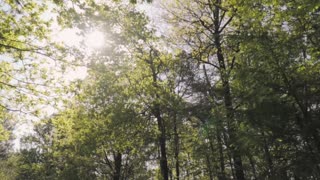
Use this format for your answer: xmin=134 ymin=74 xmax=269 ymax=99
xmin=0 ymin=0 xmax=320 ymax=179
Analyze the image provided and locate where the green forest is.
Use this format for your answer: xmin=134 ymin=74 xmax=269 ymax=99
xmin=1 ymin=0 xmax=320 ymax=179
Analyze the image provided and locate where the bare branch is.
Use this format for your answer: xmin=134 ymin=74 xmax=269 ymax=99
xmin=219 ymin=15 xmax=234 ymax=33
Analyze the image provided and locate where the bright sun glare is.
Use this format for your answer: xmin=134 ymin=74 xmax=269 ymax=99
xmin=53 ymin=29 xmax=105 ymax=81
xmin=85 ymin=31 xmax=105 ymax=49
xmin=55 ymin=29 xmax=105 ymax=49
xmin=52 ymin=28 xmax=105 ymax=83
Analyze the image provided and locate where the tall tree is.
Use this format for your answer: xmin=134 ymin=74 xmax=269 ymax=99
xmin=165 ymin=0 xmax=245 ymax=179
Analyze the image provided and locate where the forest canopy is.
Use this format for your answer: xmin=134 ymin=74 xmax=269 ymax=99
xmin=0 ymin=0 xmax=320 ymax=179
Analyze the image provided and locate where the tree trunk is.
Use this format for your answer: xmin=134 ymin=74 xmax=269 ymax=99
xmin=173 ymin=115 xmax=180 ymax=180
xmin=216 ymin=130 xmax=226 ymax=180
xmin=203 ymin=61 xmax=227 ymax=180
xmin=212 ymin=1 xmax=245 ymax=179
xmin=149 ymin=53 xmax=169 ymax=180
xmin=214 ymin=5 xmax=245 ymax=180
xmin=156 ymin=107 xmax=169 ymax=180
xmin=206 ymin=154 xmax=214 ymax=180
xmin=113 ymin=152 xmax=122 ymax=180
xmin=262 ymin=132 xmax=274 ymax=178
xmin=186 ymin=153 xmax=191 ymax=180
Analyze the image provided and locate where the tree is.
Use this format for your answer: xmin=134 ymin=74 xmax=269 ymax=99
xmin=15 ymin=1 xmax=158 ymax=179
xmin=165 ymin=0 xmax=245 ymax=179
xmin=233 ymin=0 xmax=320 ymax=178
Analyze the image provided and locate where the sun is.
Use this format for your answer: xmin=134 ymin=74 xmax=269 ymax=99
xmin=85 ymin=30 xmax=105 ymax=49
xmin=54 ymin=28 xmax=105 ymax=49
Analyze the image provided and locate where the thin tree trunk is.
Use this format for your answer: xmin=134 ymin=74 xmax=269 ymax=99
xmin=216 ymin=130 xmax=226 ymax=180
xmin=262 ymin=131 xmax=274 ymax=178
xmin=223 ymin=129 xmax=236 ymax=179
xmin=229 ymin=152 xmax=236 ymax=179
xmin=173 ymin=115 xmax=180 ymax=180
xmin=186 ymin=153 xmax=191 ymax=180
xmin=206 ymin=154 xmax=214 ymax=180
